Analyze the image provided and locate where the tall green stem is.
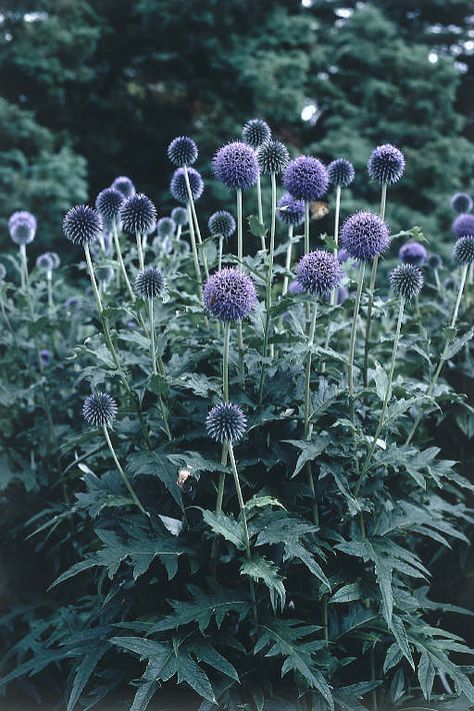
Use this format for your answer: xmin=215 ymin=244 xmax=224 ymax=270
xmin=112 ymin=221 xmax=135 ymax=301
xmin=187 ymin=202 xmax=203 ymax=295
xmin=304 ymin=301 xmax=319 ymax=524
xmin=103 ymin=426 xmax=148 ymax=517
xmin=19 ymin=244 xmax=29 ymax=290
xmin=218 ymin=235 xmax=224 ymax=271
xmin=330 ymin=185 xmax=342 ymax=308
xmin=184 ymin=165 xmax=208 ymax=279
xmin=266 ymin=172 xmax=277 ymax=311
xmin=136 ymin=231 xmax=145 ymax=271
xmin=236 ymin=188 xmax=243 ymax=263
xmin=223 ymin=321 xmax=230 ymax=403
xmin=348 ymin=261 xmax=366 ymax=420
xmin=149 ymin=298 xmax=172 ymax=441
xmin=256 ymin=175 xmax=266 ymax=253
xmin=304 ymin=201 xmax=310 ymax=255
xmin=281 ymin=225 xmax=294 ymax=299
xmin=212 ymin=323 xmax=231 ymax=562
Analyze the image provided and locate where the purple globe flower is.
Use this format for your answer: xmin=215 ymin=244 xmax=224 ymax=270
xmin=242 ymin=118 xmax=271 ymax=148
xmin=83 ymin=391 xmax=118 ymax=428
xmin=135 ymin=265 xmax=166 ymax=298
xmin=295 ymin=250 xmax=343 ymax=298
xmin=96 ymin=187 xmax=124 ymax=226
xmin=257 ymin=140 xmax=289 ymax=176
xmin=8 ymin=211 xmax=37 ymax=245
xmin=48 ymin=252 xmax=61 ymax=269
xmin=398 ymin=242 xmax=428 ymax=267
xmin=63 ymin=205 xmax=102 ymax=247
xmin=283 ymin=156 xmax=329 ymax=202
xmin=328 ymin=158 xmax=355 ymax=188
xmin=208 ymin=211 xmax=236 ymax=239
xmin=36 ymin=253 xmax=53 ymax=271
xmin=203 ymin=268 xmax=257 ymax=322
xmin=450 ymin=192 xmax=473 ymax=214
xmin=206 ymin=402 xmax=247 ymax=443
xmin=276 ymin=193 xmax=305 ymax=227
xmin=213 ymin=142 xmax=259 ymax=191
xmin=368 ymin=144 xmax=405 ymax=185
xmin=120 ymin=193 xmax=157 ymax=236
xmin=167 ymin=136 xmax=198 ymax=167
xmin=288 ymin=280 xmax=304 ymax=295
xmin=453 ymin=235 xmax=474 ymax=265
xmin=157 ymin=217 xmax=176 ymax=238
xmin=452 ymin=213 xmax=474 ymax=238
xmin=170 ymin=167 xmax=204 ymax=204
xmin=390 ymin=263 xmax=423 ymax=299
xmin=340 ymin=211 xmax=390 ymax=262
xmin=337 ymin=248 xmax=349 ymax=263
xmin=111 ymin=176 xmax=135 ymax=199
xmin=171 ymin=206 xmax=188 ymax=226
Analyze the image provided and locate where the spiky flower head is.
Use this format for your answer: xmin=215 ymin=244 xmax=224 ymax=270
xmin=36 ymin=253 xmax=53 ymax=272
xmin=337 ymin=248 xmax=349 ymax=263
xmin=203 ymin=268 xmax=257 ymax=322
xmin=167 ymin=136 xmax=198 ymax=167
xmin=171 ymin=206 xmax=188 ymax=226
xmin=48 ymin=252 xmax=61 ymax=269
xmin=296 ymin=250 xmax=343 ymax=298
xmin=428 ymin=254 xmax=442 ymax=270
xmin=398 ymin=242 xmax=428 ymax=267
xmin=111 ymin=176 xmax=136 ymax=198
xmin=157 ymin=217 xmax=176 ymax=238
xmin=0 ymin=263 xmax=6 ymax=280
xmin=283 ymin=156 xmax=329 ymax=202
xmin=368 ymin=144 xmax=405 ymax=185
xmin=206 ymin=402 xmax=247 ymax=444
xmin=96 ymin=187 xmax=125 ymax=226
xmin=135 ymin=265 xmax=165 ymax=299
xmin=120 ymin=193 xmax=157 ymax=236
xmin=8 ymin=211 xmax=37 ymax=245
xmin=276 ymin=193 xmax=305 ymax=227
xmin=389 ymin=263 xmax=423 ymax=300
xmin=257 ymin=140 xmax=290 ymax=176
xmin=328 ymin=158 xmax=355 ymax=188
xmin=82 ymin=391 xmax=118 ymax=428
xmin=450 ymin=192 xmax=473 ymax=214
xmin=208 ymin=210 xmax=236 ymax=239
xmin=63 ymin=205 xmax=101 ymax=247
xmin=452 ymin=213 xmax=474 ymax=239
xmin=340 ymin=211 xmax=390 ymax=262
xmin=242 ymin=118 xmax=271 ymax=148
xmin=453 ymin=235 xmax=474 ymax=265
xmin=96 ymin=265 xmax=115 ymax=284
xmin=170 ymin=167 xmax=204 ymax=204
xmin=213 ymin=141 xmax=259 ymax=191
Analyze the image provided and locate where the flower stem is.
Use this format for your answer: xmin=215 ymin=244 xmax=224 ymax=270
xmin=218 ymin=235 xmax=224 ymax=271
xmin=348 ymin=261 xmax=366 ymax=420
xmin=236 ymin=188 xmax=243 ymax=264
xmin=112 ymin=221 xmax=135 ymax=301
xmin=19 ymin=244 xmax=29 ymax=290
xmin=281 ymin=224 xmax=293 ymax=299
xmin=330 ymin=185 xmax=342 ymax=308
xmin=223 ymin=321 xmax=230 ymax=403
xmin=304 ymin=301 xmax=319 ymax=525
xmin=184 ymin=165 xmax=208 ymax=279
xmin=256 ymin=175 xmax=266 ymax=253
xmin=136 ymin=231 xmax=145 ymax=271
xmin=304 ymin=201 xmax=311 ymax=323
xmin=266 ymin=172 xmax=277 ymax=311
xmin=103 ymin=425 xmax=149 ymax=517
xmin=187 ymin=202 xmax=203 ymax=295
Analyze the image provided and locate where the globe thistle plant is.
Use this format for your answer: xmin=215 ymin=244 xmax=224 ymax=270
xmin=63 ymin=205 xmax=102 ymax=247
xmin=49 ymin=252 xmax=61 ymax=270
xmin=171 ymin=206 xmax=188 ymax=240
xmin=277 ymin=194 xmax=304 ymax=299
xmin=9 ymin=211 xmax=37 ymax=289
xmin=452 ymin=213 xmax=474 ymax=239
xmin=242 ymin=118 xmax=271 ymax=148
xmin=368 ymin=144 xmax=405 ymax=186
xmin=209 ymin=211 xmax=236 ymax=270
xmin=120 ymin=193 xmax=157 ymax=270
xmin=450 ymin=192 xmax=473 ymax=214
xmin=170 ymin=167 xmax=206 ymax=286
xmin=341 ymin=211 xmax=390 ymax=262
xmin=167 ymin=136 xmax=198 ymax=167
xmin=206 ymin=402 xmax=247 ymax=444
xmin=111 ymin=176 xmax=136 ymax=198
xmin=36 ymin=253 xmax=53 ymax=273
xmin=296 ymin=251 xmax=343 ymax=300
xmin=390 ymin=263 xmax=424 ymax=300
xmin=157 ymin=217 xmax=176 ymax=239
xmin=399 ymin=242 xmax=428 ymax=267
xmin=203 ymin=268 xmax=257 ymax=323
xmin=328 ymin=158 xmax=355 ymax=189
xmin=96 ymin=187 xmax=125 ymax=233
xmin=135 ymin=266 xmax=165 ymax=300
xmin=453 ymin=235 xmax=474 ymax=265
xmin=97 ymin=188 xmax=134 ymax=300
xmin=257 ymin=140 xmax=289 ymax=177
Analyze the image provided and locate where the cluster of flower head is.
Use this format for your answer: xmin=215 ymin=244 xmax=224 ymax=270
xmin=398 ymin=241 xmax=428 ymax=267
xmin=203 ymin=268 xmax=257 ymax=322
xmin=206 ymin=402 xmax=247 ymax=443
xmin=135 ymin=266 xmax=165 ymax=298
xmin=213 ymin=142 xmax=259 ymax=191
xmin=63 ymin=205 xmax=102 ymax=247
xmin=120 ymin=193 xmax=157 ymax=236
xmin=390 ymin=263 xmax=423 ymax=300
xmin=170 ymin=167 xmax=204 ymax=204
xmin=296 ymin=250 xmax=343 ymax=298
xmin=9 ymin=211 xmax=37 ymax=245
xmin=368 ymin=144 xmax=405 ymax=184
xmin=283 ymin=156 xmax=329 ymax=202
xmin=208 ymin=211 xmax=236 ymax=239
xmin=341 ymin=211 xmax=390 ymax=261
xmin=82 ymin=391 xmax=118 ymax=428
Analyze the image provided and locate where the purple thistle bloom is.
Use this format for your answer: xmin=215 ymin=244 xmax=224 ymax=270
xmin=453 ymin=235 xmax=474 ymax=265
xmin=390 ymin=263 xmax=423 ymax=299
xmin=337 ymin=248 xmax=349 ymax=263
xmin=203 ymin=268 xmax=257 ymax=322
xmin=450 ymin=192 xmax=473 ymax=214
xmin=36 ymin=253 xmax=53 ymax=271
xmin=328 ymin=158 xmax=355 ymax=188
xmin=170 ymin=167 xmax=204 ymax=204
xmin=8 ymin=211 xmax=37 ymax=245
xmin=157 ymin=217 xmax=176 ymax=238
xmin=206 ymin=402 xmax=247 ymax=443
xmin=296 ymin=250 xmax=343 ymax=298
xmin=276 ymin=193 xmax=305 ymax=227
xmin=167 ymin=136 xmax=198 ymax=167
xmin=63 ymin=205 xmax=102 ymax=247
xmin=135 ymin=266 xmax=166 ymax=298
xmin=48 ymin=252 xmax=60 ymax=269
xmin=340 ymin=211 xmax=390 ymax=262
xmin=452 ymin=213 xmax=474 ymax=238
xmin=368 ymin=144 xmax=405 ymax=185
xmin=171 ymin=206 xmax=188 ymax=226
xmin=96 ymin=187 xmax=124 ymax=226
xmin=283 ymin=156 xmax=329 ymax=202
xmin=213 ymin=142 xmax=259 ymax=191
xmin=398 ymin=242 xmax=428 ymax=267
xmin=208 ymin=211 xmax=236 ymax=239
xmin=82 ymin=391 xmax=118 ymax=428
xmin=288 ymin=280 xmax=304 ymax=295
xmin=242 ymin=118 xmax=271 ymax=148
xmin=257 ymin=140 xmax=289 ymax=176
xmin=111 ymin=176 xmax=135 ymax=199
xmin=120 ymin=193 xmax=157 ymax=236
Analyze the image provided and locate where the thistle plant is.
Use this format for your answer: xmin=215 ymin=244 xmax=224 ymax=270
xmin=111 ymin=175 xmax=136 ymax=198
xmin=327 ymin=158 xmax=354 ymax=304
xmin=171 ymin=206 xmax=188 ymax=241
xmin=450 ymin=191 xmax=473 ymax=214
xmin=452 ymin=212 xmax=474 ymax=238
xmin=119 ymin=193 xmax=157 ymax=271
xmin=8 ymin=211 xmax=36 ymax=290
xmin=398 ymin=241 xmax=428 ymax=266
xmin=96 ymin=187 xmax=135 ymax=300
xmin=170 ymin=167 xmax=205 ymax=289
xmin=283 ymin=156 xmax=329 ymax=257
xmin=208 ymin=210 xmax=236 ymax=270
xmin=242 ymin=118 xmax=271 ymax=230
xmin=276 ymin=192 xmax=305 ymax=299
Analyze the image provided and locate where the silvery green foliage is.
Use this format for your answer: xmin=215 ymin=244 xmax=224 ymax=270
xmin=0 ymin=149 xmax=473 ymax=711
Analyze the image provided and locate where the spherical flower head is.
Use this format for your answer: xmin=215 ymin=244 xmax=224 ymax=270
xmin=135 ymin=265 xmax=165 ymax=299
xmin=242 ymin=118 xmax=271 ymax=148
xmin=120 ymin=193 xmax=157 ymax=236
xmin=96 ymin=187 xmax=125 ymax=226
xmin=453 ymin=235 xmax=474 ymax=265
xmin=39 ymin=349 xmax=51 ymax=366
xmin=63 ymin=205 xmax=101 ymax=247
xmin=167 ymin=136 xmax=198 ymax=167
xmin=398 ymin=242 xmax=428 ymax=267
xmin=340 ymin=211 xmax=390 ymax=262
xmin=157 ymin=217 xmax=176 ymax=238
xmin=296 ymin=250 xmax=343 ymax=298
xmin=213 ymin=142 xmax=259 ymax=191
xmin=0 ymin=263 xmax=6 ymax=280
xmin=337 ymin=248 xmax=349 ymax=263
xmin=328 ymin=158 xmax=355 ymax=188
xmin=208 ymin=211 xmax=236 ymax=239
xmin=170 ymin=167 xmax=204 ymax=204
xmin=450 ymin=192 xmax=473 ymax=214
xmin=288 ymin=280 xmax=303 ymax=295
xmin=8 ymin=211 xmax=37 ymax=245
xmin=276 ymin=193 xmax=305 ymax=227
xmin=368 ymin=144 xmax=405 ymax=185
xmin=206 ymin=402 xmax=247 ymax=444
xmin=257 ymin=140 xmax=289 ymax=176
xmin=96 ymin=265 xmax=115 ymax=284
xmin=82 ymin=391 xmax=118 ymax=428
xmin=389 ymin=263 xmax=423 ymax=300
xmin=48 ymin=252 xmax=61 ymax=269
xmin=36 ymin=253 xmax=53 ymax=271
xmin=111 ymin=176 xmax=136 ymax=198
xmin=452 ymin=213 xmax=474 ymax=239
xmin=203 ymin=268 xmax=257 ymax=322
xmin=283 ymin=156 xmax=329 ymax=202
xmin=428 ymin=254 xmax=442 ymax=270
xmin=171 ymin=206 xmax=188 ymax=226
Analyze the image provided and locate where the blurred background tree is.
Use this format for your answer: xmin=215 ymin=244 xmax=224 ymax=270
xmin=0 ymin=0 xmax=473 ymax=252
